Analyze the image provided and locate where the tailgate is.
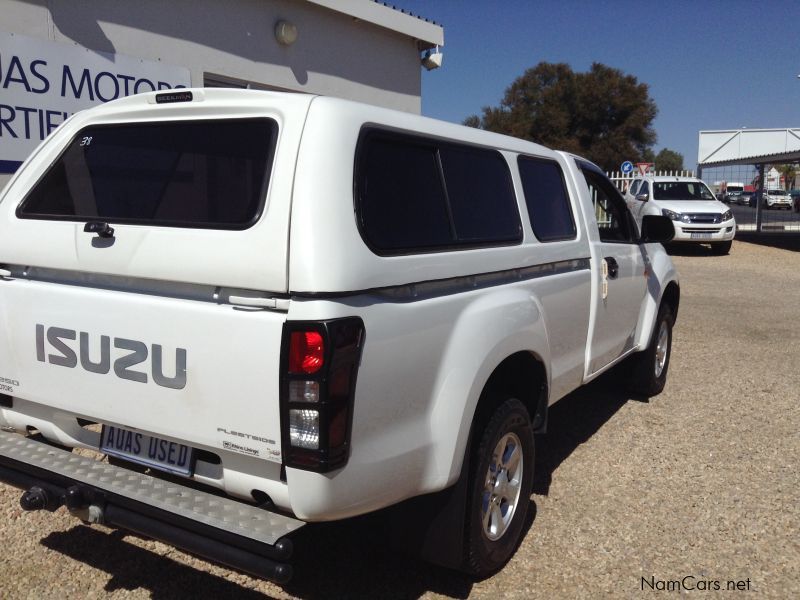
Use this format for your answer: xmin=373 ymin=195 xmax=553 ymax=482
xmin=0 ymin=276 xmax=286 ymax=463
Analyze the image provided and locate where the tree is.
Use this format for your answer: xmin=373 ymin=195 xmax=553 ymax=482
xmin=462 ymin=115 xmax=481 ymax=129
xmin=465 ymin=62 xmax=658 ymax=171
xmin=777 ymin=163 xmax=797 ymax=190
xmin=654 ymin=148 xmax=684 ymax=172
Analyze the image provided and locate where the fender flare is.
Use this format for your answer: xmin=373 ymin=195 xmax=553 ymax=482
xmin=635 ymin=249 xmax=680 ymax=350
xmin=425 ymin=287 xmax=551 ymax=490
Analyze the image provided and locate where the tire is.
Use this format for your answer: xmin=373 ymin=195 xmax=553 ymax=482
xmin=711 ymin=240 xmax=732 ymax=255
xmin=627 ymin=303 xmax=674 ymax=397
xmin=464 ymin=398 xmax=534 ymax=578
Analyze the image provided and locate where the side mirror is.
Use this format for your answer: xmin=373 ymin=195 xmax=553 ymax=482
xmin=635 ymin=193 xmax=649 ymax=202
xmin=640 ymin=215 xmax=674 ymax=243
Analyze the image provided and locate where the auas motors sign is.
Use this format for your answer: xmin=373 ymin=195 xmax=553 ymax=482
xmin=0 ymin=30 xmax=190 ymax=171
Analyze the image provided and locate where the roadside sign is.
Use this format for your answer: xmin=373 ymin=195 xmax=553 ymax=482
xmin=636 ymin=162 xmax=654 ymax=176
xmin=621 ymin=161 xmax=633 ymax=174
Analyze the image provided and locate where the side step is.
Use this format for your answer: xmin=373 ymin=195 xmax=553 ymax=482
xmin=0 ymin=429 xmax=305 ymax=583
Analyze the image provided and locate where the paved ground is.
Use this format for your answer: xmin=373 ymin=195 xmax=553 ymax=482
xmin=1 ymin=237 xmax=798 ymax=598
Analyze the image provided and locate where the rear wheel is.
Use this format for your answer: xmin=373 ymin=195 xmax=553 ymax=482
xmin=628 ymin=304 xmax=674 ymax=396
xmin=464 ymin=398 xmax=534 ymax=578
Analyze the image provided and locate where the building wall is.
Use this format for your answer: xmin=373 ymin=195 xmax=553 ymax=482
xmin=1 ymin=0 xmax=425 ymax=189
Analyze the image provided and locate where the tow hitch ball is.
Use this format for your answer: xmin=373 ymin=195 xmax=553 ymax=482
xmin=19 ymin=485 xmax=104 ymax=523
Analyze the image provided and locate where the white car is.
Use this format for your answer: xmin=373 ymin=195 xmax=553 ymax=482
xmin=626 ymin=176 xmax=735 ymax=255
xmin=763 ymin=189 xmax=793 ymax=210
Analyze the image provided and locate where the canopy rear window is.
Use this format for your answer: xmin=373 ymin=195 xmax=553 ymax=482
xmin=18 ymin=119 xmax=277 ymax=229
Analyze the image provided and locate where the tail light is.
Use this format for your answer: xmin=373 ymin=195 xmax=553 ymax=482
xmin=280 ymin=318 xmax=364 ymax=472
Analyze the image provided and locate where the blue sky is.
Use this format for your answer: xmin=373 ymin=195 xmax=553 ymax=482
xmin=396 ymin=0 xmax=800 ymax=169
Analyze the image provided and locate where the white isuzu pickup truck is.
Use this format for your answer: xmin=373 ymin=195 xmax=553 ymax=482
xmin=0 ymin=89 xmax=679 ymax=582
xmin=626 ymin=175 xmax=735 ymax=255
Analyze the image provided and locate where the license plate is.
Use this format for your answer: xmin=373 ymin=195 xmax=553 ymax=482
xmin=100 ymin=425 xmax=195 ymax=476
xmin=690 ymin=232 xmax=712 ymax=239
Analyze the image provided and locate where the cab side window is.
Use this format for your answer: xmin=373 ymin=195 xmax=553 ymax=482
xmin=637 ymin=180 xmax=650 ymax=199
xmin=628 ymin=179 xmax=641 ymax=196
xmin=580 ymin=166 xmax=636 ymax=243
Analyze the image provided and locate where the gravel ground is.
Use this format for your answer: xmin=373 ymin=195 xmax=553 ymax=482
xmin=1 ymin=238 xmax=798 ymax=598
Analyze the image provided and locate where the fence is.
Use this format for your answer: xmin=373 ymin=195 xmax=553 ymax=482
xmin=697 ymin=164 xmax=800 ymax=232
xmin=605 ymin=170 xmax=696 ymax=193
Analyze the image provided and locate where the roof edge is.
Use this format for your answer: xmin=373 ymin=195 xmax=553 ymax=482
xmin=698 ymin=127 xmax=800 ymax=167
xmin=305 ymin=0 xmax=444 ymax=48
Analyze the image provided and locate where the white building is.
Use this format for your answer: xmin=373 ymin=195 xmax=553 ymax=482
xmin=0 ymin=0 xmax=443 ymax=188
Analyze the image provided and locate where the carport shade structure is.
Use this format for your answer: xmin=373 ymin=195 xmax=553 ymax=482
xmin=697 ymin=128 xmax=800 ymax=231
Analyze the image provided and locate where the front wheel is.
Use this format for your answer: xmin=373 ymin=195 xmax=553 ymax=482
xmin=628 ymin=304 xmax=674 ymax=396
xmin=711 ymin=240 xmax=732 ymax=255
xmin=464 ymin=398 xmax=534 ymax=578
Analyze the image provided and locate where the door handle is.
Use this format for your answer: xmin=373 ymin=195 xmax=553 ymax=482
xmin=605 ymin=257 xmax=619 ymax=279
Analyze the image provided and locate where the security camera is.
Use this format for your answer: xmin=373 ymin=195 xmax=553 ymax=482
xmin=421 ymin=51 xmax=443 ymax=71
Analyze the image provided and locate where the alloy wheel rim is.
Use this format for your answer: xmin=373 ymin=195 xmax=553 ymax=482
xmin=481 ymin=432 xmax=523 ymax=541
xmin=654 ymin=321 xmax=669 ymax=378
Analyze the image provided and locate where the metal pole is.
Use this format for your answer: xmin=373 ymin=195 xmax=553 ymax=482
xmin=756 ymin=164 xmax=764 ymax=232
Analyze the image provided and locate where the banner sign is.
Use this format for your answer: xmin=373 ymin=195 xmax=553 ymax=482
xmin=0 ymin=31 xmax=191 ymax=172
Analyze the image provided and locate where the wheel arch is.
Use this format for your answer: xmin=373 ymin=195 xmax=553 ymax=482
xmin=661 ymin=280 xmax=680 ymax=321
xmin=398 ymin=350 xmax=547 ymax=573
xmin=634 ymin=249 xmax=680 ymax=350
xmin=472 ymin=351 xmax=548 ymax=438
xmin=433 ymin=339 xmax=550 ymax=491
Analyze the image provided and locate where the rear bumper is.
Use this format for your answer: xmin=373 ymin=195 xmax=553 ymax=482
xmin=0 ymin=429 xmax=305 ymax=583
